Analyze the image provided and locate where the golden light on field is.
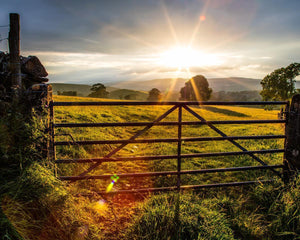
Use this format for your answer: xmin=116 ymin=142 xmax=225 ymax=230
xmin=159 ymin=46 xmax=222 ymax=70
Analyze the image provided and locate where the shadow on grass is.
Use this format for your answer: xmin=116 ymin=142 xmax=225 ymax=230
xmin=203 ymin=106 xmax=250 ymax=117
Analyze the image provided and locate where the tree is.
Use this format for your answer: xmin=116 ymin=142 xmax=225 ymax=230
xmin=180 ymin=75 xmax=212 ymax=101
xmin=260 ymin=63 xmax=300 ymax=101
xmin=88 ymin=83 xmax=109 ymax=98
xmin=147 ymin=88 xmax=162 ymax=101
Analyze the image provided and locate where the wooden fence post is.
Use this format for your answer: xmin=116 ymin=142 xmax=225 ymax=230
xmin=284 ymin=94 xmax=300 ymax=181
xmin=9 ymin=13 xmax=22 ymax=96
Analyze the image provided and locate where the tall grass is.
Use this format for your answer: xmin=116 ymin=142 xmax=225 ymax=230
xmin=0 ymin=103 xmax=104 ymax=239
xmin=125 ymin=179 xmax=300 ymax=240
xmin=125 ymin=193 xmax=235 ymax=240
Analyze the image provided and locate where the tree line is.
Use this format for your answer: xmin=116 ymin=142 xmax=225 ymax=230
xmin=87 ymin=75 xmax=212 ymax=101
xmin=87 ymin=62 xmax=300 ymax=102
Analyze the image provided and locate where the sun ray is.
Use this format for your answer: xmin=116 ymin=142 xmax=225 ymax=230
xmin=188 ymin=0 xmax=211 ymax=47
xmin=211 ymin=36 xmax=246 ymax=53
xmin=161 ymin=2 xmax=180 ymax=46
xmin=113 ymin=65 xmax=170 ymax=85
xmin=185 ymin=68 xmax=203 ymax=101
xmin=56 ymin=1 xmax=160 ymax=51
xmin=164 ymin=69 xmax=183 ymax=101
xmin=102 ymin=25 xmax=158 ymax=50
xmin=188 ymin=63 xmax=259 ymax=92
xmin=190 ymin=76 xmax=201 ymax=101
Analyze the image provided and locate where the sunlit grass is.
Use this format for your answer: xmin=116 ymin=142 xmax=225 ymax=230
xmin=53 ymin=95 xmax=285 ymax=192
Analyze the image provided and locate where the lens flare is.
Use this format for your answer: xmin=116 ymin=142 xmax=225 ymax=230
xmin=199 ymin=15 xmax=206 ymax=21
xmin=106 ymin=174 xmax=119 ymax=193
xmin=90 ymin=199 xmax=108 ymax=216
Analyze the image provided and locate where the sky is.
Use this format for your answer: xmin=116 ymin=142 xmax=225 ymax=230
xmin=0 ymin=0 xmax=299 ymax=84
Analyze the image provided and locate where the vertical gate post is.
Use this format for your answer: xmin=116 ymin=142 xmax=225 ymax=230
xmin=177 ymin=105 xmax=182 ymax=191
xmin=283 ymin=100 xmax=290 ymax=183
xmin=284 ymin=94 xmax=300 ymax=181
xmin=175 ymin=104 xmax=182 ymax=240
xmin=9 ymin=13 xmax=22 ymax=97
xmin=48 ymin=98 xmax=56 ymax=175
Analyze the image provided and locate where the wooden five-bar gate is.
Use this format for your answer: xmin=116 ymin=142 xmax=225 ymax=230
xmin=49 ymin=100 xmax=290 ymax=194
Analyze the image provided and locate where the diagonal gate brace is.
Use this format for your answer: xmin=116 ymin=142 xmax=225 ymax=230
xmin=75 ymin=105 xmax=179 ymax=178
xmin=183 ymin=105 xmax=282 ymax=178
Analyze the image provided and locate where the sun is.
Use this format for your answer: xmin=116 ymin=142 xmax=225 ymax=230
xmin=159 ymin=46 xmax=221 ymax=69
xmin=160 ymin=47 xmax=196 ymax=68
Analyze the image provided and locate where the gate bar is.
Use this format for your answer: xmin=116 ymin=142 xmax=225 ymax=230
xmin=53 ymin=119 xmax=285 ymax=128
xmin=54 ymin=135 xmax=286 ymax=146
xmin=59 ymin=165 xmax=283 ymax=181
xmin=55 ymin=149 xmax=284 ymax=163
xmin=78 ymin=180 xmax=275 ymax=195
xmin=52 ymin=101 xmax=288 ymax=106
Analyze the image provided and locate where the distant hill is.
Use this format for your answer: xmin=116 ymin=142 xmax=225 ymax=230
xmin=109 ymin=89 xmax=148 ymax=100
xmin=209 ymin=77 xmax=261 ymax=91
xmin=51 ymin=83 xmax=121 ymax=96
xmin=51 ymin=79 xmax=300 ymax=97
xmin=106 ymin=86 xmax=121 ymax=92
xmin=109 ymin=78 xmax=186 ymax=92
xmin=108 ymin=77 xmax=264 ymax=92
xmin=211 ymin=90 xmax=262 ymax=102
xmin=51 ymin=83 xmax=91 ymax=96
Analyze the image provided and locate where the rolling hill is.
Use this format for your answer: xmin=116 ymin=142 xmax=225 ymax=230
xmin=109 ymin=89 xmax=148 ymax=100
xmin=51 ymin=83 xmax=91 ymax=96
xmin=51 ymin=79 xmax=300 ymax=98
xmin=108 ymin=77 xmax=263 ymax=92
xmin=51 ymin=83 xmax=120 ymax=96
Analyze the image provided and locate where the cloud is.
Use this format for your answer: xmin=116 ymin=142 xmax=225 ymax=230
xmin=259 ymin=56 xmax=272 ymax=60
xmin=1 ymin=0 xmax=299 ymax=83
xmin=189 ymin=66 xmax=235 ymax=72
xmin=239 ymin=65 xmax=261 ymax=70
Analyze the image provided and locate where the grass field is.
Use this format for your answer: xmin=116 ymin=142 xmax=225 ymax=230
xmin=2 ymin=95 xmax=299 ymax=239
xmin=53 ymin=95 xmax=284 ymax=187
xmin=50 ymin=95 xmax=291 ymax=239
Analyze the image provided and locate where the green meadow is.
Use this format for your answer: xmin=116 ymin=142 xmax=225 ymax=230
xmin=53 ymin=95 xmax=284 ymax=190
xmin=2 ymin=95 xmax=299 ymax=240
